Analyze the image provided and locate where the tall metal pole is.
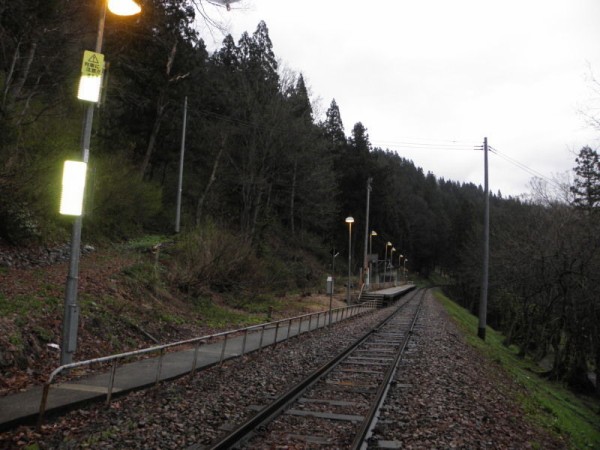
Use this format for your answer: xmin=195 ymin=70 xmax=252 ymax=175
xmin=61 ymin=2 xmax=108 ymax=365
xmin=383 ymin=243 xmax=388 ymax=285
xmin=478 ymin=137 xmax=489 ymax=340
xmin=369 ymin=231 xmax=376 ymax=285
xmin=347 ymin=221 xmax=352 ymax=303
xmin=175 ymin=96 xmax=188 ymax=233
xmin=362 ymin=178 xmax=372 ymax=288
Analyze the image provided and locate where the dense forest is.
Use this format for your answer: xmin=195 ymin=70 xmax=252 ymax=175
xmin=1 ymin=0 xmax=599 ymax=394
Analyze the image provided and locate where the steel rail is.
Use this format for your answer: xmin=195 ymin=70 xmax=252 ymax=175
xmin=202 ymin=290 xmax=422 ymax=450
xmin=350 ymin=288 xmax=425 ymax=449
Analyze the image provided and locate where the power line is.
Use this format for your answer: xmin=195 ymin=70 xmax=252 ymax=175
xmin=376 ymin=137 xmax=564 ymax=190
xmin=488 ymin=146 xmax=562 ymax=188
xmin=373 ymin=140 xmax=480 ymax=152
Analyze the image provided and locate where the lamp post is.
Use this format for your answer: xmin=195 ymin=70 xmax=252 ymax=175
xmin=369 ymin=230 xmax=377 ymax=287
xmin=345 ymin=216 xmax=354 ymax=303
xmin=383 ymin=241 xmax=392 ymax=285
xmin=398 ymin=254 xmax=403 ymax=284
xmin=61 ymin=0 xmax=141 ymax=366
xmin=390 ymin=247 xmax=396 ymax=285
xmin=404 ymin=258 xmax=408 ymax=282
xmin=362 ymin=178 xmax=372 ymax=288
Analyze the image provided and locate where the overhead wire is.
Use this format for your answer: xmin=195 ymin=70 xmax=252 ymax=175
xmin=377 ymin=138 xmax=563 ymax=190
xmin=373 ymin=137 xmax=480 ymax=150
xmin=488 ymin=146 xmax=562 ymax=188
xmin=373 ymin=140 xmax=480 ymax=152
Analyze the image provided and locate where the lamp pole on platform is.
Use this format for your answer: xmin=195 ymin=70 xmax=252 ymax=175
xmin=345 ymin=216 xmax=354 ymax=303
xmin=61 ymin=0 xmax=141 ymax=366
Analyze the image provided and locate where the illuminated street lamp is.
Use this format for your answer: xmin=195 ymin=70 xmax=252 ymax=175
xmin=398 ymin=253 xmax=404 ymax=284
xmin=390 ymin=247 xmax=396 ymax=285
xmin=108 ymin=0 xmax=141 ymax=15
xmin=345 ymin=216 xmax=354 ymax=303
xmin=62 ymin=0 xmax=141 ymax=366
xmin=383 ymin=241 xmax=392 ymax=285
xmin=369 ymin=230 xmax=377 ymax=286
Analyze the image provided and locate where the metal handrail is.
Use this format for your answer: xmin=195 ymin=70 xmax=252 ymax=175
xmin=37 ymin=299 xmax=380 ymax=428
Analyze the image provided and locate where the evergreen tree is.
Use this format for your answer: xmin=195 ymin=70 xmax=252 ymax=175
xmin=571 ymin=146 xmax=600 ymax=210
xmin=323 ymin=99 xmax=346 ymax=146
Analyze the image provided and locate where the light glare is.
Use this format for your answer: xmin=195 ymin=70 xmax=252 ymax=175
xmin=77 ymin=76 xmax=102 ymax=102
xmin=60 ymin=161 xmax=87 ymax=216
xmin=108 ymin=0 xmax=141 ymax=16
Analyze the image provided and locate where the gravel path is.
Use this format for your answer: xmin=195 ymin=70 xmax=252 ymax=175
xmin=370 ymin=290 xmax=567 ymax=449
xmin=0 ymin=291 xmax=567 ymax=449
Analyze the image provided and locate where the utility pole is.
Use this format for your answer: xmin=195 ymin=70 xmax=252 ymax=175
xmin=175 ymin=96 xmax=188 ymax=233
xmin=362 ymin=177 xmax=372 ymax=288
xmin=478 ymin=137 xmax=489 ymax=340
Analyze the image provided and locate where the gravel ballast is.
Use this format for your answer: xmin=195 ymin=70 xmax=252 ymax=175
xmin=370 ymin=290 xmax=566 ymax=449
xmin=0 ymin=290 xmax=567 ymax=449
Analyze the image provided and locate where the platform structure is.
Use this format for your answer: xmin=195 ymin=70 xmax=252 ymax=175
xmin=360 ymin=284 xmax=416 ymax=306
xmin=0 ymin=302 xmax=376 ymax=431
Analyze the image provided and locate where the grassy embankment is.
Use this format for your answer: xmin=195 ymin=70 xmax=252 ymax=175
xmin=434 ymin=289 xmax=600 ymax=449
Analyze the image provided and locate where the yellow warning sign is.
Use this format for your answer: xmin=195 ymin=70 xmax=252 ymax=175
xmin=81 ymin=50 xmax=104 ymax=77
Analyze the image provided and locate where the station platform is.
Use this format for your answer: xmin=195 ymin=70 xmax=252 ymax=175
xmin=0 ymin=303 xmax=373 ymax=431
xmin=360 ymin=283 xmax=416 ymax=305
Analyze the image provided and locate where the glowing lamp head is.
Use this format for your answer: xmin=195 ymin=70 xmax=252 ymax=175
xmin=60 ymin=161 xmax=87 ymax=216
xmin=345 ymin=216 xmax=354 ymax=224
xmin=108 ymin=0 xmax=142 ymax=16
xmin=77 ymin=76 xmax=102 ymax=102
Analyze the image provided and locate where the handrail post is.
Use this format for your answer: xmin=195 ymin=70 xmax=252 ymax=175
xmin=274 ymin=321 xmax=281 ymax=346
xmin=286 ymin=318 xmax=292 ymax=340
xmin=241 ymin=328 xmax=249 ymax=355
xmin=190 ymin=340 xmax=202 ymax=375
xmin=259 ymin=324 xmax=266 ymax=352
xmin=309 ymin=312 xmax=313 ymax=331
xmin=106 ymin=359 xmax=118 ymax=405
xmin=219 ymin=334 xmax=229 ymax=365
xmin=37 ymin=382 xmax=51 ymax=430
xmin=155 ymin=348 xmax=165 ymax=386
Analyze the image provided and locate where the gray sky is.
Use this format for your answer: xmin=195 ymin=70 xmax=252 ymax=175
xmin=202 ymin=0 xmax=600 ymax=197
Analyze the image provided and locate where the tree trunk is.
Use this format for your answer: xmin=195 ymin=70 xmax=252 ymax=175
xmin=10 ymin=42 xmax=36 ymax=103
xmin=196 ymin=135 xmax=226 ymax=226
xmin=139 ymin=90 xmax=166 ymax=178
xmin=2 ymin=40 xmax=20 ymax=108
xmin=595 ymin=346 xmax=600 ymax=396
xmin=139 ymin=41 xmax=178 ymax=178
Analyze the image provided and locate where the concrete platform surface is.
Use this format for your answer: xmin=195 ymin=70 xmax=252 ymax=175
xmin=0 ymin=301 xmax=387 ymax=430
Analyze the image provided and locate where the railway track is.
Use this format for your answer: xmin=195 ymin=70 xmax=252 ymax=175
xmin=196 ymin=288 xmax=425 ymax=449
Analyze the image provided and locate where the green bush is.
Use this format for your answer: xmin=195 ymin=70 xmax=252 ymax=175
xmin=0 ymin=152 xmax=65 ymax=244
xmin=168 ymin=223 xmax=258 ymax=294
xmin=84 ymin=154 xmax=162 ymax=239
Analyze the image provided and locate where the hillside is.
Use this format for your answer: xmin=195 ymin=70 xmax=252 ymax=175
xmin=0 ymin=237 xmax=344 ymax=396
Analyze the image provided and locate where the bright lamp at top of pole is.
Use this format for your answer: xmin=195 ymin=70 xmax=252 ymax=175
xmin=108 ymin=0 xmax=141 ymax=16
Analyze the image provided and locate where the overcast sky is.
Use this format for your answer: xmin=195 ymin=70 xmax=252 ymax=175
xmin=201 ymin=0 xmax=600 ymax=197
